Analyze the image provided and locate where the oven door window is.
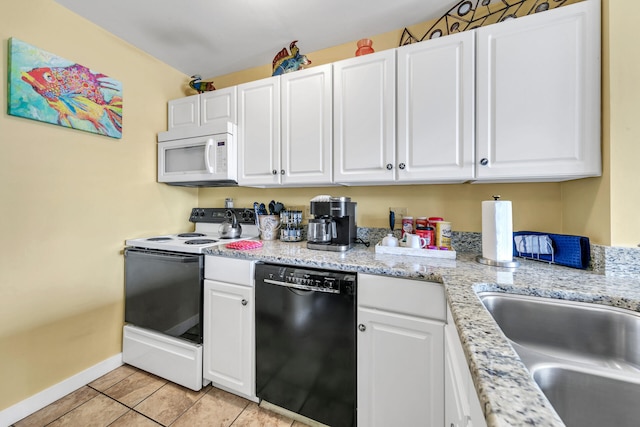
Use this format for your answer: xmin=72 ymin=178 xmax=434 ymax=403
xmin=124 ymin=248 xmax=203 ymax=344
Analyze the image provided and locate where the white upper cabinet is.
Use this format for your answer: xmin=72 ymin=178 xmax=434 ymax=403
xmin=161 ymin=88 xmax=237 ymax=143
xmin=237 ymin=76 xmax=281 ymax=186
xmin=167 ymin=94 xmax=200 ymax=131
xmin=475 ymin=0 xmax=601 ymax=181
xmin=237 ymin=66 xmax=333 ymax=187
xmin=397 ymin=30 xmax=475 ymax=183
xmin=333 ymin=50 xmax=396 ymax=184
xmin=201 ymin=86 xmax=237 ymax=127
xmin=160 ymin=1 xmax=600 ymax=186
xmin=166 ymin=87 xmax=237 ymax=137
xmin=281 ymin=64 xmax=333 ymax=186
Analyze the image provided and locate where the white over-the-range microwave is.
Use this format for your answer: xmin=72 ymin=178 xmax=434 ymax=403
xmin=157 ymin=122 xmax=237 ymax=187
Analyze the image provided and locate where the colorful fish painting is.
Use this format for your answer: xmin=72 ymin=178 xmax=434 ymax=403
xmin=8 ymin=38 xmax=123 ymax=139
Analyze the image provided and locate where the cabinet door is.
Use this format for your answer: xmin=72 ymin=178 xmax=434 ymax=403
xmin=476 ymin=0 xmax=601 ymax=181
xmin=445 ymin=320 xmax=472 ymax=427
xmin=168 ymin=95 xmax=200 ymax=131
xmin=445 ymin=307 xmax=488 ymax=427
xmin=237 ymin=76 xmax=281 ymax=186
xmin=203 ymin=279 xmax=254 ymax=399
xmin=357 ymin=307 xmax=444 ymax=427
xmin=281 ymin=64 xmax=333 ymax=185
xmin=397 ymin=31 xmax=475 ymax=183
xmin=201 ymin=86 xmax=237 ymax=126
xmin=333 ymin=50 xmax=396 ymax=184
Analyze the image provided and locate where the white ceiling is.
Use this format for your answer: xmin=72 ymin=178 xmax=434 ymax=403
xmin=53 ymin=0 xmax=453 ymax=78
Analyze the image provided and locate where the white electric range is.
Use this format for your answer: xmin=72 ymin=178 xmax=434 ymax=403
xmin=122 ymin=207 xmax=259 ymax=391
xmin=125 ymin=207 xmax=260 ymax=253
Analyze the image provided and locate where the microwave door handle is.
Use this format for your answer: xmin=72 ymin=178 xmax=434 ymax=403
xmin=204 ymin=138 xmax=215 ymax=173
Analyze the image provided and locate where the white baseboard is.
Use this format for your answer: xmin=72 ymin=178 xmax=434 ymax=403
xmin=0 ymin=353 xmax=123 ymax=427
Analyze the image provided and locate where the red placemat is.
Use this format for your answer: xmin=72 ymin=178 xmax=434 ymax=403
xmin=225 ymin=240 xmax=263 ymax=250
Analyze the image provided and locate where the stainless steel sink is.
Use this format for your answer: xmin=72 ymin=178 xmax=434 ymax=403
xmin=478 ymin=292 xmax=640 ymax=427
xmin=533 ymin=365 xmax=640 ymax=426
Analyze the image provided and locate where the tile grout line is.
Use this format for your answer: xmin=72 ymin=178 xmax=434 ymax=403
xmin=41 ymin=390 xmax=103 ymax=427
xmin=99 ymin=389 xmax=163 ymax=426
xmin=227 ymin=399 xmax=251 ymax=426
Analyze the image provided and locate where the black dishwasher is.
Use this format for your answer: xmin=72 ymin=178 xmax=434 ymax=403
xmin=255 ymin=263 xmax=356 ymax=427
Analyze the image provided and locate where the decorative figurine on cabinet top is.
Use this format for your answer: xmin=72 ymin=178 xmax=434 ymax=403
xmin=355 ymin=38 xmax=374 ymax=56
xmin=189 ymin=75 xmax=216 ymax=94
xmin=272 ymin=41 xmax=311 ymax=76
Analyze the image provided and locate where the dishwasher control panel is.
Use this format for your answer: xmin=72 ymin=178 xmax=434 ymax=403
xmin=257 ymin=263 xmax=356 ymax=295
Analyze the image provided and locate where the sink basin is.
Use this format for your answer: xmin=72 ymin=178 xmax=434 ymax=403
xmin=533 ymin=365 xmax=640 ymax=427
xmin=478 ymin=292 xmax=640 ymax=427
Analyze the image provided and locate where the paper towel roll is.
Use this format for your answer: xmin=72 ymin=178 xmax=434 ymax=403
xmin=482 ymin=200 xmax=513 ymax=262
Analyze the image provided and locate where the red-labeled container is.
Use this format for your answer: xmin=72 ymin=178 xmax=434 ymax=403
xmin=416 ymin=217 xmax=428 ymax=228
xmin=401 ymin=216 xmax=414 ymax=238
xmin=428 ymin=217 xmax=444 ymax=229
xmin=415 ymin=227 xmax=434 ymax=246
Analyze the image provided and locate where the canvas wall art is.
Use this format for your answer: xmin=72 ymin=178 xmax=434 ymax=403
xmin=8 ymin=38 xmax=123 ymax=139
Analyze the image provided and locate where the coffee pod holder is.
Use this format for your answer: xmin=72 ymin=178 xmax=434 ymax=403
xmin=279 ymin=210 xmax=303 ymax=242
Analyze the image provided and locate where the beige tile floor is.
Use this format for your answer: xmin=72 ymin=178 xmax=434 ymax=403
xmin=13 ymin=365 xmax=311 ymax=427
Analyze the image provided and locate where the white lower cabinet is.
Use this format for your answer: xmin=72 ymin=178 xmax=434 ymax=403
xmin=357 ymin=274 xmax=445 ymax=427
xmin=203 ymin=257 xmax=256 ymax=401
xmin=445 ymin=306 xmax=487 ymax=427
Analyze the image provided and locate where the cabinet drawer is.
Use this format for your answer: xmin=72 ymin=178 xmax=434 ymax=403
xmin=358 ymin=273 xmax=445 ymax=321
xmin=205 ymin=256 xmax=254 ymax=285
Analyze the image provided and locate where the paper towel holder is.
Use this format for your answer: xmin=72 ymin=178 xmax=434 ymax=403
xmin=476 ymin=194 xmax=520 ymax=268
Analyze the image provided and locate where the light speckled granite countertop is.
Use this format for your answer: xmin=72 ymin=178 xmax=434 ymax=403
xmin=205 ymin=240 xmax=640 ymax=427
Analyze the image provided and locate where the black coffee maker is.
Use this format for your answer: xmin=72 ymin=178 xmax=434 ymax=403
xmin=307 ymin=196 xmax=357 ymax=252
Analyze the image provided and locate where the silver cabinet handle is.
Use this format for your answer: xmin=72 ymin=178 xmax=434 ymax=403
xmin=358 ymin=324 xmax=366 ymax=332
xmin=386 ymin=163 xmax=393 ymax=170
xmin=241 ymin=299 xmax=248 ymax=306
xmin=398 ymin=163 xmax=406 ymax=170
xmin=280 ymin=169 xmax=285 ymax=175
xmin=480 ymin=158 xmax=489 ymax=166
xmin=272 ymin=170 xmax=277 ymax=175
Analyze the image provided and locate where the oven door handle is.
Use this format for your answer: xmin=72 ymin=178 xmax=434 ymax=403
xmin=124 ymin=248 xmax=200 ymax=263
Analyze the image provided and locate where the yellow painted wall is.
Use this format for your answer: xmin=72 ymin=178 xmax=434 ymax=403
xmin=199 ymin=184 xmax=563 ymax=233
xmin=0 ymin=0 xmax=196 ymax=410
xmin=606 ymin=0 xmax=640 ymax=247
